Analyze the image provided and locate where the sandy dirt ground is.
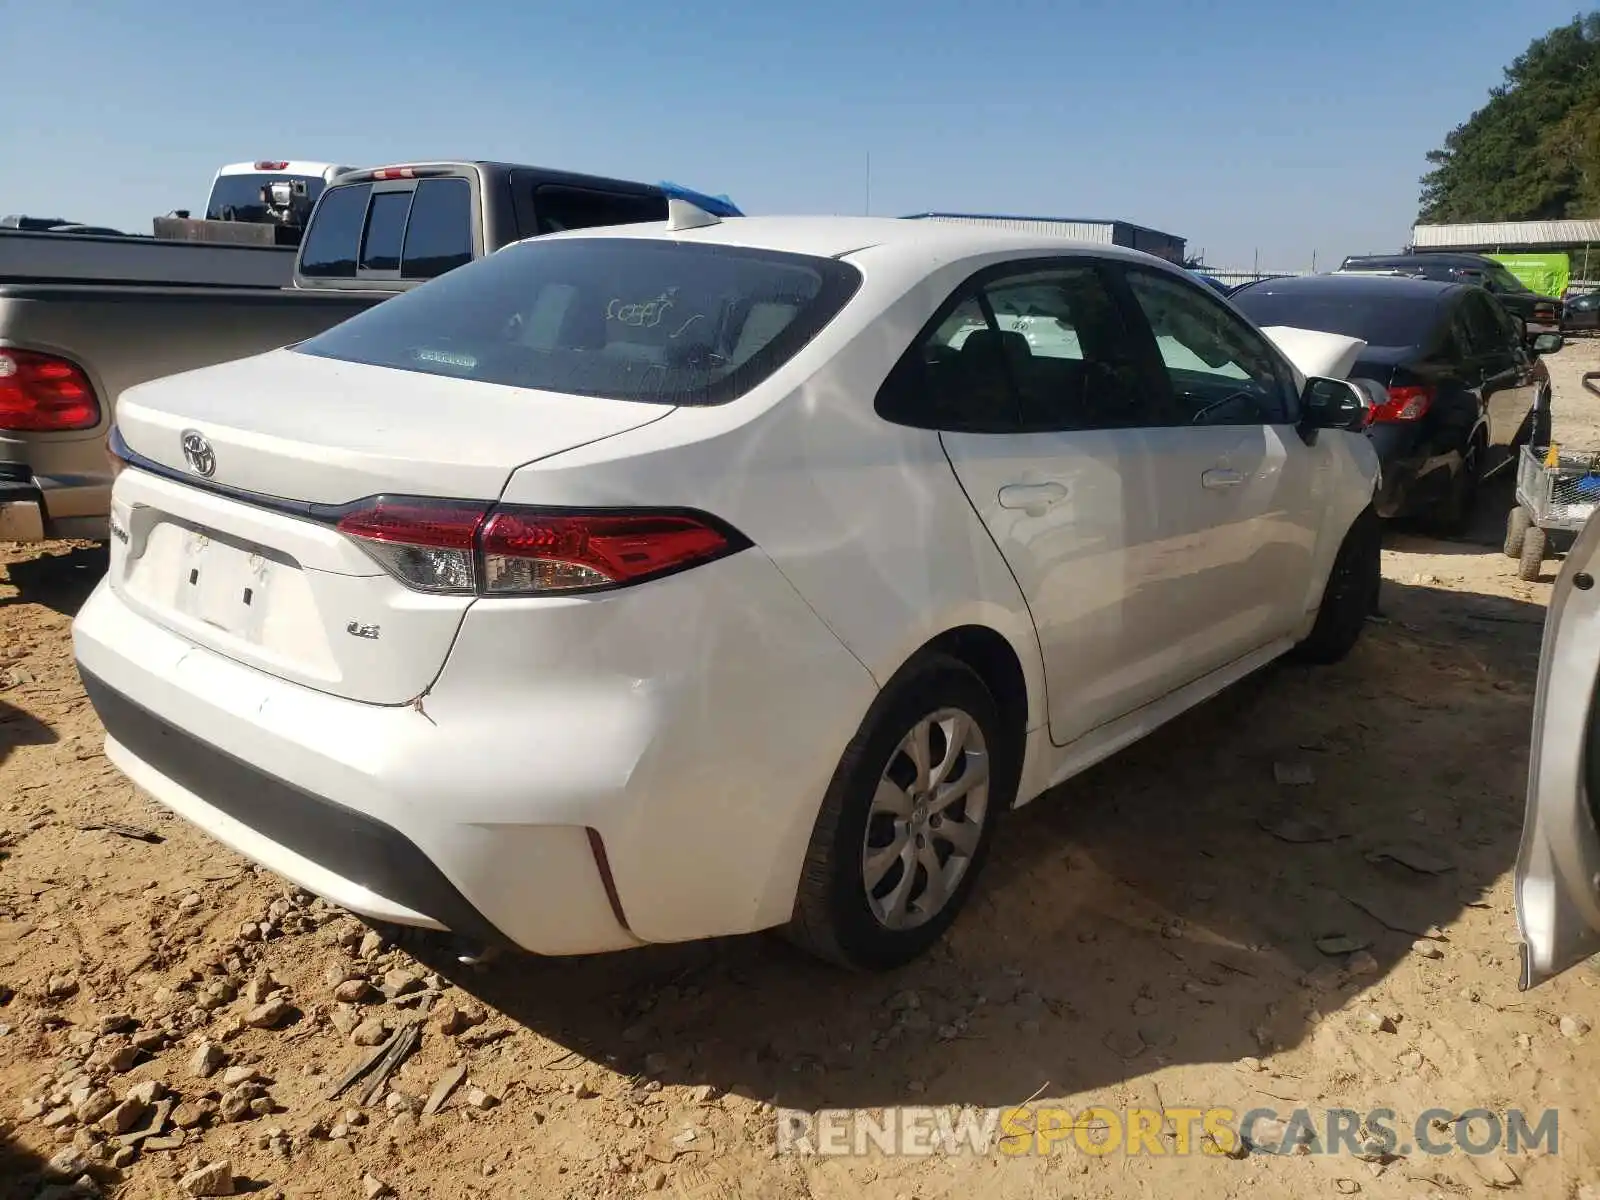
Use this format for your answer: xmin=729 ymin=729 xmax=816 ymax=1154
xmin=3 ymin=341 xmax=1600 ymax=1200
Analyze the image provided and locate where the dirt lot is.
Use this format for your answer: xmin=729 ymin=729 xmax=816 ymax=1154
xmin=3 ymin=341 xmax=1600 ymax=1200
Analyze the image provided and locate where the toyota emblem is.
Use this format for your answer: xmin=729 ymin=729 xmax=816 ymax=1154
xmin=180 ymin=429 xmax=216 ymax=478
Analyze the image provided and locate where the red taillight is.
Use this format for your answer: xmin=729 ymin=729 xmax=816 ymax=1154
xmin=333 ymin=498 xmax=745 ymax=595
xmin=370 ymin=167 xmax=418 ymax=180
xmin=254 ymin=161 xmax=289 ymax=171
xmin=1370 ymin=384 xmax=1433 ymax=423
xmin=481 ymin=511 xmax=735 ymax=593
xmin=336 ymin=498 xmax=488 ymax=594
xmin=0 ymin=349 xmax=100 ymax=432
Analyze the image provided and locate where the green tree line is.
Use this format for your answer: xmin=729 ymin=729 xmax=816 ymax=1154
xmin=1419 ymin=11 xmax=1600 ymax=223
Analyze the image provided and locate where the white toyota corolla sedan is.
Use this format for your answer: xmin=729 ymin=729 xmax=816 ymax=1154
xmin=73 ymin=207 xmax=1380 ymax=970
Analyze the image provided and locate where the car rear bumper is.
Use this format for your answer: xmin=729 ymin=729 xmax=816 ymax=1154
xmin=0 ymin=457 xmax=109 ymax=541
xmin=80 ymin=669 xmax=516 ymax=945
xmin=72 ymin=548 xmax=878 ymax=954
xmin=1367 ymin=424 xmax=1451 ymax=519
xmin=0 ymin=474 xmax=46 ymax=540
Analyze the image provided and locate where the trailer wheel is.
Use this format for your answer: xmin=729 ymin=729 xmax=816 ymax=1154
xmin=1504 ymin=506 xmax=1532 ymax=559
xmin=1518 ymin=525 xmax=1548 ymax=582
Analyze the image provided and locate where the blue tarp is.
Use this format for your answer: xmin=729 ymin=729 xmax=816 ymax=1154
xmin=658 ymin=181 xmax=743 ymax=217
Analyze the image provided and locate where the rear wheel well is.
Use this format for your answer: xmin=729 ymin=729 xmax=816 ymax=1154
xmin=911 ymin=626 xmax=1029 ymax=782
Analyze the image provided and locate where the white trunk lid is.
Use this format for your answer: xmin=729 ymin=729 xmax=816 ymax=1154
xmin=109 ymin=350 xmax=672 ymax=704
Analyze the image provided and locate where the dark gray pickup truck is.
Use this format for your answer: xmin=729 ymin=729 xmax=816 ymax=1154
xmin=0 ymin=162 xmax=726 ymax=541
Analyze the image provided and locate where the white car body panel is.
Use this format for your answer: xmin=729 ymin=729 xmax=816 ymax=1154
xmin=214 ymin=161 xmax=351 ymax=181
xmin=110 ymin=357 xmax=674 ymax=705
xmin=943 ymin=422 xmax=1321 ymax=745
xmin=73 ymin=215 xmax=1380 ymax=955
xmin=115 ymin=353 xmax=675 ymax=506
xmin=1517 ymin=508 xmax=1600 ymax=986
xmin=1258 ymin=326 xmax=1367 ymax=383
xmin=76 ymin=540 xmax=879 ymax=948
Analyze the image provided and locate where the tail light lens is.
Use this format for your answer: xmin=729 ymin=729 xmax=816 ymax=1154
xmin=0 ymin=349 xmax=100 ymax=432
xmin=334 ymin=497 xmax=747 ymax=596
xmin=1370 ymin=384 xmax=1433 ymax=423
xmin=481 ymin=511 xmax=734 ymax=593
xmin=336 ymin=498 xmax=487 ymax=594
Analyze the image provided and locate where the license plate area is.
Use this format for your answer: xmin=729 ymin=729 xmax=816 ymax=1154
xmin=126 ymin=515 xmax=307 ymax=648
xmin=175 ymin=527 xmax=287 ymax=641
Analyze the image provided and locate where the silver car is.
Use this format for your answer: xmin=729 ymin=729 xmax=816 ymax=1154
xmin=1518 ymin=508 xmax=1600 ymax=984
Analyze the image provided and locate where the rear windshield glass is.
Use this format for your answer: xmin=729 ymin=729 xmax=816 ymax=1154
xmin=294 ymin=238 xmax=862 ymax=406
xmin=400 ymin=179 xmax=473 ymax=277
xmin=359 ymin=192 xmax=411 ymax=271
xmin=1230 ymin=288 xmax=1443 ymax=349
xmin=207 ymin=174 xmax=325 ymax=224
xmin=298 ymin=184 xmax=369 ymax=278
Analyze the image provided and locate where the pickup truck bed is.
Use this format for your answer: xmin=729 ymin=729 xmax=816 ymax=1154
xmin=0 ymin=227 xmax=297 ymax=289
xmin=0 ymin=282 xmax=381 ymax=538
xmin=0 ymin=159 xmax=737 ymax=543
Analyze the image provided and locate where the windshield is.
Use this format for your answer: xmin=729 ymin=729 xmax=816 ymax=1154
xmin=1486 ymin=263 xmax=1532 ymax=294
xmin=295 ymin=237 xmax=862 ymax=406
xmin=1230 ymin=287 xmax=1443 ymax=348
xmin=206 ymin=174 xmax=326 ymax=224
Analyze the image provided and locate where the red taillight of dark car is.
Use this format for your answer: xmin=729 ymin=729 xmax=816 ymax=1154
xmin=0 ymin=349 xmax=100 ymax=432
xmin=334 ymin=497 xmax=748 ymax=596
xmin=1370 ymin=384 xmax=1434 ymax=423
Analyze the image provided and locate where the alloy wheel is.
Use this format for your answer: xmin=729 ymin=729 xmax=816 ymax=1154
xmin=861 ymin=708 xmax=990 ymax=930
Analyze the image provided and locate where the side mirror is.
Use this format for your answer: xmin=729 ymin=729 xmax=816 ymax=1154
xmin=1300 ymin=376 xmax=1371 ymax=436
xmin=1532 ymin=332 xmax=1564 ymax=355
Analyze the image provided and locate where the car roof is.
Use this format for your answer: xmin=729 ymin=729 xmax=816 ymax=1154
xmin=523 ymin=214 xmax=1180 ymax=274
xmin=1235 ymin=273 xmax=1465 ymax=302
xmin=1343 ymin=252 xmax=1493 ymax=268
xmin=216 ymin=161 xmax=347 ymax=177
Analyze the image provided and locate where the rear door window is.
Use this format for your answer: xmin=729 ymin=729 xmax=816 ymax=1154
xmin=533 ymin=186 xmax=665 ymax=234
xmin=510 ymin=176 xmax=668 ymax=238
xmin=877 ymin=295 xmax=1018 ymax=431
xmin=295 ymin=237 xmax=861 ymax=406
xmin=876 ymin=259 xmax=1159 ymax=433
xmin=981 ymin=265 xmax=1156 ymax=430
xmin=298 ymin=183 xmax=371 ymax=278
xmin=1459 ymin=292 xmax=1510 ymax=357
xmin=399 ymin=178 xmax=473 ymax=278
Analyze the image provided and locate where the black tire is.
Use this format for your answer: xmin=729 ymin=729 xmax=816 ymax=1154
xmin=786 ymin=654 xmax=1016 ymax=971
xmin=1428 ymin=433 xmax=1485 ymax=537
xmin=1291 ymin=506 xmax=1381 ymax=666
xmin=1518 ymin=525 xmax=1548 ymax=582
xmin=1504 ymin=506 xmax=1532 ymax=558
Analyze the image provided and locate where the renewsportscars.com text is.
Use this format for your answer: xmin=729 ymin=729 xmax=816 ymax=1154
xmin=776 ymin=1105 xmax=1560 ymax=1158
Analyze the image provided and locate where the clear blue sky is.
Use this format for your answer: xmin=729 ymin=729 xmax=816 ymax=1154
xmin=5 ymin=0 xmax=1586 ymax=267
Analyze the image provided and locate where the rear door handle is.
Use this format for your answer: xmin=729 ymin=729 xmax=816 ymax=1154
xmin=997 ymin=482 xmax=1068 ymax=512
xmin=1201 ymin=468 xmax=1246 ymax=490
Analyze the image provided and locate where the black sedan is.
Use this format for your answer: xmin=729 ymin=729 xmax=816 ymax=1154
xmin=1231 ymin=274 xmax=1564 ymax=532
xmin=1564 ymin=289 xmax=1600 ymax=333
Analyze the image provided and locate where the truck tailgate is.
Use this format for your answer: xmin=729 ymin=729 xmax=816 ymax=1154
xmin=0 ymin=283 xmax=388 ymax=529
